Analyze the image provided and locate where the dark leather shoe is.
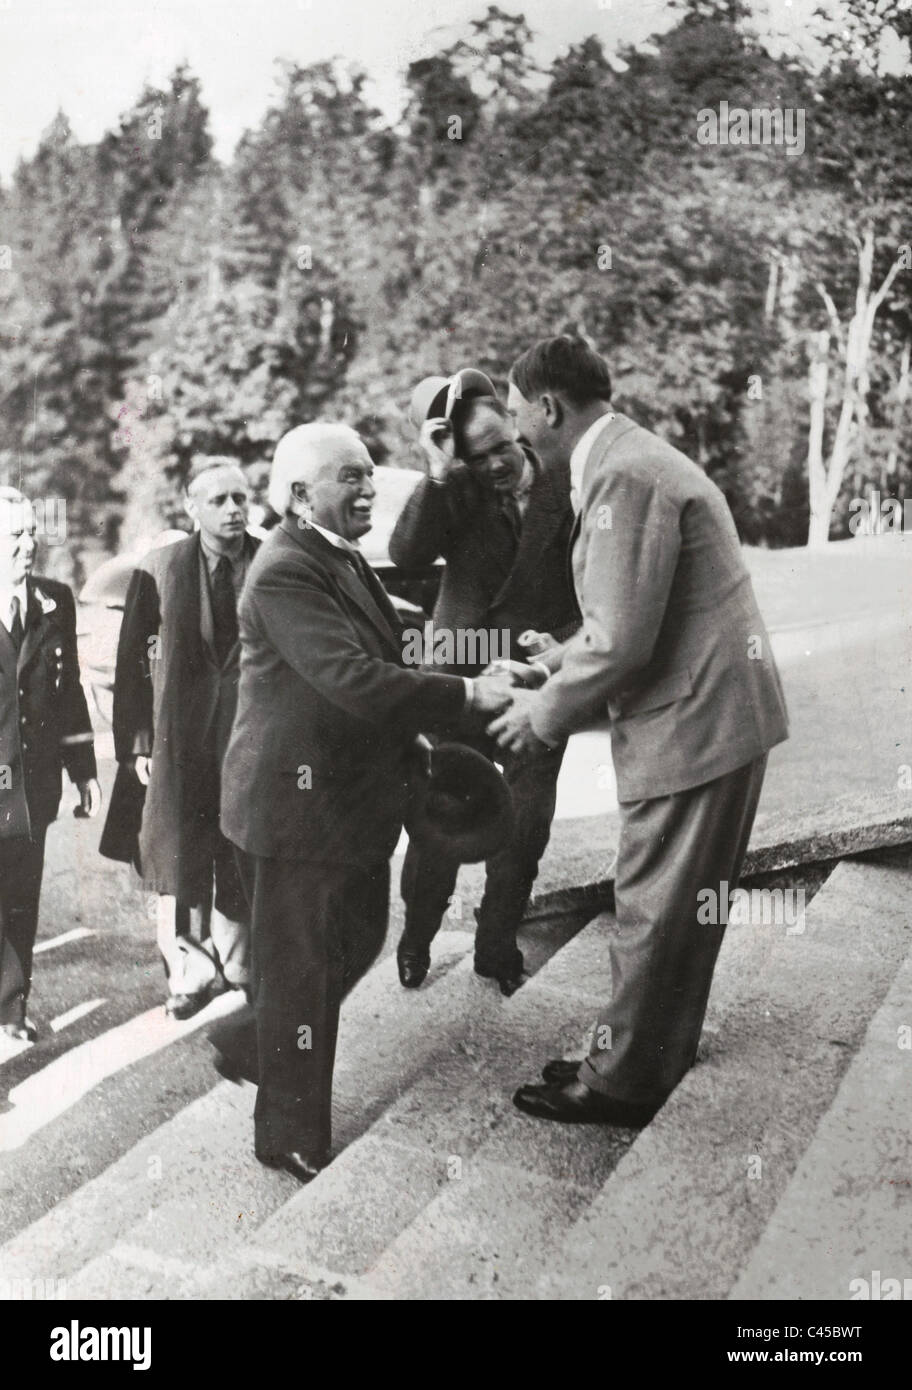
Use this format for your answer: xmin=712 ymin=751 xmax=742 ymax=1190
xmin=1 ymin=1019 xmax=37 ymax=1044
xmin=165 ymin=991 xmax=209 ymax=1021
xmin=542 ymin=1057 xmax=582 ymax=1085
xmin=256 ymin=1150 xmax=324 ymax=1184
xmin=474 ymin=964 xmax=526 ymax=997
xmin=513 ymin=1078 xmax=658 ymax=1128
xmin=165 ymin=976 xmax=228 ymax=1021
xmin=397 ymin=950 xmax=430 ymax=989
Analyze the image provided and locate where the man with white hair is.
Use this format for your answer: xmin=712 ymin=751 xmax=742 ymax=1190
xmin=101 ymin=457 xmax=259 ymax=1019
xmin=0 ymin=486 xmax=100 ymax=1048
xmin=215 ymin=423 xmax=513 ymax=1183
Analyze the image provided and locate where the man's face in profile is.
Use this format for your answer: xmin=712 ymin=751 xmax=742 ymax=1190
xmin=458 ymin=404 xmax=526 ymax=494
xmin=506 ymin=382 xmax=553 ymax=464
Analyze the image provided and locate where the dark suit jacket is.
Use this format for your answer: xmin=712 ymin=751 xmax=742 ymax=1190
xmin=532 ymin=413 xmax=789 ymax=799
xmin=100 ymin=531 xmax=260 ymax=901
xmin=388 ymin=447 xmax=579 ymax=678
xmin=220 ymin=519 xmax=467 ymax=866
xmin=0 ymin=576 xmax=96 ymax=839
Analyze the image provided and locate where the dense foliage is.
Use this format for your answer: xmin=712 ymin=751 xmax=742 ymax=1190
xmin=1 ymin=2 xmax=909 ymax=575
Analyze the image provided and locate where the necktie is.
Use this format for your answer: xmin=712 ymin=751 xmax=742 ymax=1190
xmin=9 ymin=595 xmax=23 ymax=653
xmin=211 ymin=555 xmax=239 ymax=665
xmin=500 ymin=493 xmax=522 ymax=544
xmin=346 ymin=548 xmax=374 ymax=590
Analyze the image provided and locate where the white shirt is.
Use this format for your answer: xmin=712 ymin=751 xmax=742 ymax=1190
xmin=568 ymin=412 xmax=616 ymax=513
xmin=0 ymin=581 xmax=27 ymax=637
xmin=310 ymin=522 xmax=361 ymax=554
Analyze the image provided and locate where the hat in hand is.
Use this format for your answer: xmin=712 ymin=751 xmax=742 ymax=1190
xmin=403 ymin=739 xmax=514 ymax=864
xmin=408 ymin=369 xmax=498 ymax=432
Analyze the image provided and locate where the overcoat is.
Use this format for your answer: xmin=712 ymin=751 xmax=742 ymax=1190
xmin=100 ymin=531 xmax=260 ymax=901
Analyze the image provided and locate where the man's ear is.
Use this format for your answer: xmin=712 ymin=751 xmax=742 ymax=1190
xmin=540 ymin=392 xmax=563 ymax=429
xmin=290 ymin=480 xmax=310 ymax=508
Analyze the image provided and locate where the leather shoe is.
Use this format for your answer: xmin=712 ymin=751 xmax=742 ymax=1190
xmin=474 ymin=964 xmax=526 ymax=997
xmin=256 ymin=1150 xmax=324 ymax=1184
xmin=397 ymin=950 xmax=429 ymax=989
xmin=541 ymin=1057 xmax=582 ymax=1085
xmin=513 ymin=1077 xmax=658 ymax=1128
xmin=1 ymin=1019 xmax=37 ymax=1044
xmin=165 ymin=977 xmax=227 ymax=1021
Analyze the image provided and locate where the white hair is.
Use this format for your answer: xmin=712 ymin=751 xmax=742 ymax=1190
xmin=268 ymin=423 xmax=369 ymax=515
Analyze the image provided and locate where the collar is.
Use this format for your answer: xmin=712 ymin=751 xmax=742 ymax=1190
xmin=309 ymin=521 xmax=363 ymax=555
xmin=0 ymin=579 xmax=28 ymax=616
xmin=200 ymin=533 xmax=247 ymax=573
xmin=569 ymin=412 xmax=616 ymax=511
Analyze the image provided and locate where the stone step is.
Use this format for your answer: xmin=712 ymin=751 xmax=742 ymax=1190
xmin=2 ymin=909 xmax=591 ymax=1296
xmin=534 ymin=855 xmax=912 ymax=1299
xmin=238 ymin=911 xmax=622 ymax=1298
xmin=531 ymin=789 xmax=912 ymax=920
xmin=730 ymin=950 xmax=912 ymax=1301
xmin=205 ymin=858 xmax=912 ymax=1299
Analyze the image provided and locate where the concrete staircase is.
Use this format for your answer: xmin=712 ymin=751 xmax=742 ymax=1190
xmin=1 ymin=852 xmax=910 ymax=1300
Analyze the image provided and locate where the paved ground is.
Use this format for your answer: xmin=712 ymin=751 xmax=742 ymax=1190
xmin=1 ymin=535 xmax=909 ymax=1268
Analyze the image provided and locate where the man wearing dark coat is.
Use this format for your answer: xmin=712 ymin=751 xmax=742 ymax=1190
xmin=0 ymin=487 xmax=100 ymax=1048
xmin=214 ymin=423 xmax=514 ymax=1183
xmin=100 ymin=458 xmax=259 ymax=1019
xmin=388 ymin=371 xmax=579 ymax=995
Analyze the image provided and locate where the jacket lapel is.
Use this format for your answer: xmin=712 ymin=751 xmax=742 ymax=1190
xmin=17 ymin=581 xmax=50 ymax=675
xmin=285 ymin=520 xmax=401 ymax=656
xmin=0 ymin=613 xmax=16 ymax=676
xmin=487 ymin=450 xmax=570 ymax=612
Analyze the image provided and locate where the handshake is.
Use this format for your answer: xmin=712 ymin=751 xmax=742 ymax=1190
xmin=471 ymin=657 xmax=547 ymax=715
xmin=469 ymin=632 xmax=558 ymax=754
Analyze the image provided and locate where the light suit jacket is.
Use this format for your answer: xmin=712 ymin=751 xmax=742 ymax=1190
xmin=531 ymin=413 xmax=789 ymax=800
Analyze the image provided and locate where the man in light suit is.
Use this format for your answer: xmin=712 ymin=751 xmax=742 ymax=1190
xmin=100 ymin=458 xmax=258 ymax=1019
xmin=216 ymin=424 xmax=513 ymax=1183
xmin=491 ymin=336 xmax=789 ymax=1126
xmin=0 ymin=487 xmax=101 ymax=1048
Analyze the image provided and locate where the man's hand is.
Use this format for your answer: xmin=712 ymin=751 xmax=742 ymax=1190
xmin=471 ymin=671 xmax=515 ymax=717
xmin=75 ymin=778 xmax=102 ymax=818
xmin=487 ymin=687 xmax=551 ymax=755
xmin=481 ymin=658 xmax=547 ymax=690
xmin=128 ymin=755 xmax=152 ymax=787
xmin=419 ymin=417 xmax=457 ymax=482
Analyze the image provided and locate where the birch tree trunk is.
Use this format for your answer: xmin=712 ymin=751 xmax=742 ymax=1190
xmin=805 ymin=223 xmax=902 ymax=547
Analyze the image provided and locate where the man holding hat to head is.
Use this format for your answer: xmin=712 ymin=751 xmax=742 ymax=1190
xmin=389 ymin=369 xmax=579 ymax=996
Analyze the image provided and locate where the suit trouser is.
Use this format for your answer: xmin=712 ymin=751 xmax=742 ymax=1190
xmin=213 ymin=854 xmax=390 ymax=1161
xmin=580 ymin=755 xmax=768 ymax=1107
xmin=399 ymin=737 xmax=565 ymax=973
xmin=0 ymin=827 xmax=48 ymax=1026
xmin=155 ymin=829 xmax=250 ymax=996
